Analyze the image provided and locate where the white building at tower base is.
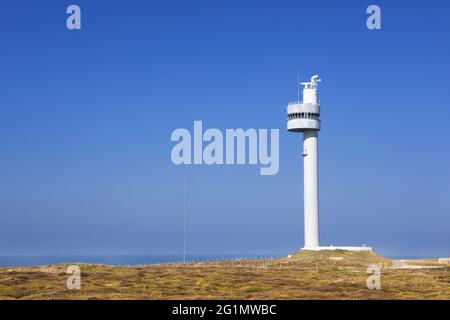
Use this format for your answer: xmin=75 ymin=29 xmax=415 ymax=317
xmin=302 ymin=246 xmax=373 ymax=252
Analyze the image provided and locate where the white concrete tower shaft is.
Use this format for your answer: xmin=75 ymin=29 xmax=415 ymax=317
xmin=287 ymin=75 xmax=321 ymax=249
xmin=302 ymin=84 xmax=319 ymax=248
xmin=303 ymin=130 xmax=319 ymax=248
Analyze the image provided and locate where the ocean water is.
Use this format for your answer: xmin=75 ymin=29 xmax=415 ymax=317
xmin=0 ymin=252 xmax=445 ymax=267
xmin=0 ymin=254 xmax=284 ymax=267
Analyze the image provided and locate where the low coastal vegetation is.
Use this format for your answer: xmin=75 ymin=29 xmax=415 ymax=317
xmin=0 ymin=251 xmax=448 ymax=300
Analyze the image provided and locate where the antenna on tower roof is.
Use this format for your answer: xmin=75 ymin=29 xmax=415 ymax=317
xmin=300 ymin=74 xmax=321 ymax=89
xmin=311 ymin=75 xmax=321 ymax=83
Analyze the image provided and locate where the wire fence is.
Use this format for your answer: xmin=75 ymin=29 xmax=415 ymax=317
xmin=140 ymin=256 xmax=297 ymax=269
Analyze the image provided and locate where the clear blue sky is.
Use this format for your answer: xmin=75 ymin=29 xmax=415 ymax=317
xmin=0 ymin=0 xmax=449 ymax=258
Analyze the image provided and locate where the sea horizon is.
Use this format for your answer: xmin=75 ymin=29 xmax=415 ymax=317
xmin=0 ymin=252 xmax=448 ymax=267
xmin=0 ymin=254 xmax=285 ymax=267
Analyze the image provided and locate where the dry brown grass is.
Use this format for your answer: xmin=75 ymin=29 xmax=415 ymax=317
xmin=0 ymin=251 xmax=448 ymax=300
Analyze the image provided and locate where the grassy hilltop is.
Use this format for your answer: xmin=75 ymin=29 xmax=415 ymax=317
xmin=0 ymin=250 xmax=448 ymax=300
